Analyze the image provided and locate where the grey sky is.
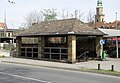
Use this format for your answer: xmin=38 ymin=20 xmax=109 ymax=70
xmin=0 ymin=0 xmax=120 ymax=28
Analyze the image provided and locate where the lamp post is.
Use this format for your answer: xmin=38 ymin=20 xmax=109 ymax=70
xmin=3 ymin=0 xmax=15 ymax=41
xmin=116 ymin=12 xmax=119 ymax=58
xmin=4 ymin=11 xmax=7 ymax=38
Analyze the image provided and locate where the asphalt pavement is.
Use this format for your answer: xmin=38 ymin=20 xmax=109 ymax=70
xmin=0 ymin=63 xmax=120 ymax=83
xmin=0 ymin=57 xmax=120 ymax=72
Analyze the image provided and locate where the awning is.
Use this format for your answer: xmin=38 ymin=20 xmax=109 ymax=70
xmin=112 ymin=37 xmax=120 ymax=41
xmin=98 ymin=28 xmax=120 ymax=37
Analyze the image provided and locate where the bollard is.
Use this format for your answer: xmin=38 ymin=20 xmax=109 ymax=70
xmin=98 ymin=64 xmax=100 ymax=70
xmin=111 ymin=65 xmax=114 ymax=71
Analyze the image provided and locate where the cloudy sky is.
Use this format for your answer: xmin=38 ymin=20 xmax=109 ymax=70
xmin=0 ymin=0 xmax=120 ymax=29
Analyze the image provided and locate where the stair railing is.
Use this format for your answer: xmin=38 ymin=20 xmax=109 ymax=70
xmin=77 ymin=51 xmax=89 ymax=61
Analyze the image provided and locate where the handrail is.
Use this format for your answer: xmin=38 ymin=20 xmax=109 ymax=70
xmin=43 ymin=47 xmax=68 ymax=50
xmin=77 ymin=51 xmax=89 ymax=61
xmin=109 ymin=50 xmax=116 ymax=58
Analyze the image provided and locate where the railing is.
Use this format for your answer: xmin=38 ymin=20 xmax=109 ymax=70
xmin=42 ymin=47 xmax=68 ymax=60
xmin=20 ymin=47 xmax=38 ymax=58
xmin=109 ymin=50 xmax=120 ymax=58
xmin=20 ymin=46 xmax=68 ymax=61
xmin=77 ymin=51 xmax=89 ymax=62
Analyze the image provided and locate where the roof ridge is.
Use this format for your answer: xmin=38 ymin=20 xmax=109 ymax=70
xmin=36 ymin=18 xmax=78 ymax=24
xmin=72 ymin=19 xmax=81 ymax=32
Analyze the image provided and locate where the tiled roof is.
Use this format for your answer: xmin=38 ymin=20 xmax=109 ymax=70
xmin=93 ymin=20 xmax=120 ymax=29
xmin=17 ymin=18 xmax=104 ymax=36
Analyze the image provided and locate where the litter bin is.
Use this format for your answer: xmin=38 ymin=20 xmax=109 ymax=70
xmin=102 ymin=51 xmax=106 ymax=60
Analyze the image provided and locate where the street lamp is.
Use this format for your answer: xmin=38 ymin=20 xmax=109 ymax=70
xmin=4 ymin=11 xmax=7 ymax=38
xmin=4 ymin=0 xmax=15 ymax=40
xmin=8 ymin=0 xmax=15 ymax=4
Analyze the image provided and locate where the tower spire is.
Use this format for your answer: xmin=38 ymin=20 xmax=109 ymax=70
xmin=97 ymin=0 xmax=102 ymax=7
xmin=95 ymin=0 xmax=105 ymax=23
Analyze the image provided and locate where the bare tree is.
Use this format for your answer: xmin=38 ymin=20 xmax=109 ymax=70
xmin=21 ymin=9 xmax=58 ymax=29
xmin=21 ymin=9 xmax=85 ymax=29
xmin=60 ymin=9 xmax=84 ymax=21
xmin=24 ymin=10 xmax=43 ymax=28
xmin=87 ymin=10 xmax=95 ymax=26
xmin=73 ymin=10 xmax=85 ymax=21
xmin=61 ymin=9 xmax=65 ymax=19
xmin=41 ymin=8 xmax=58 ymax=21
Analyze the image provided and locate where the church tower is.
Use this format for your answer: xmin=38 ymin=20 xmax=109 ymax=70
xmin=95 ymin=0 xmax=105 ymax=22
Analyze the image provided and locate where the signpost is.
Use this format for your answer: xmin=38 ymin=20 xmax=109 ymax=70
xmin=116 ymin=12 xmax=119 ymax=58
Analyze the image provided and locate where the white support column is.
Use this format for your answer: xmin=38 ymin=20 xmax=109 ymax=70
xmin=68 ymin=35 xmax=76 ymax=63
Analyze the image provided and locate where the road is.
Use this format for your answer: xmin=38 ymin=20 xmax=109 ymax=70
xmin=0 ymin=63 xmax=120 ymax=83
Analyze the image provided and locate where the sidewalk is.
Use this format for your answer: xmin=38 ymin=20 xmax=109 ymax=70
xmin=0 ymin=57 xmax=120 ymax=72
